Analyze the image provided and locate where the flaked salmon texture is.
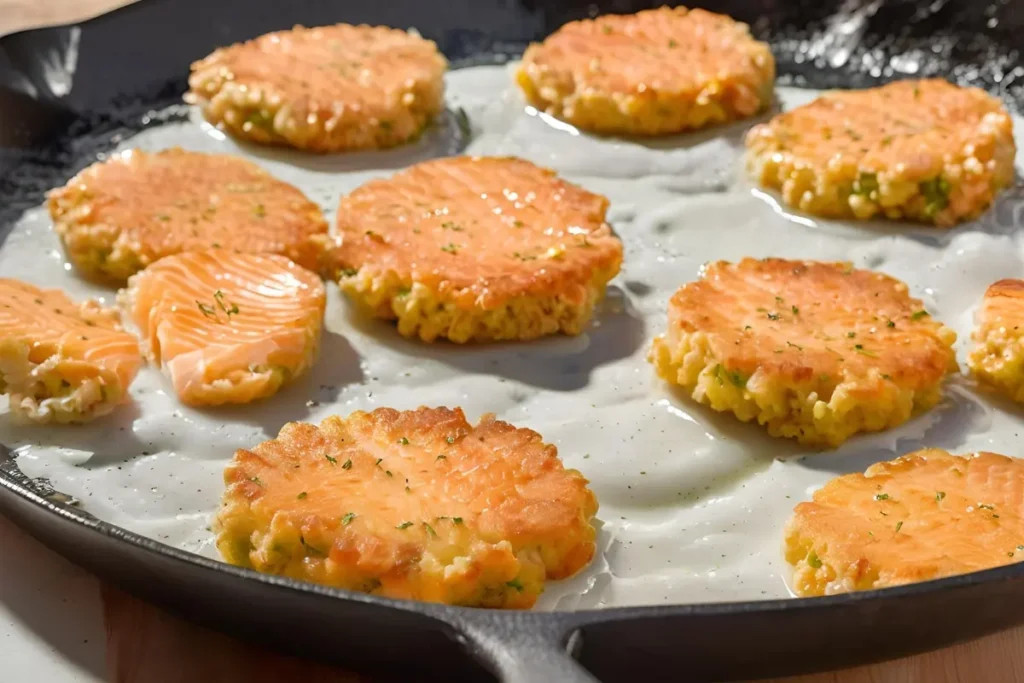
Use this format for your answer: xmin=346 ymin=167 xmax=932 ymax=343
xmin=0 ymin=278 xmax=141 ymax=423
xmin=119 ymin=250 xmax=325 ymax=406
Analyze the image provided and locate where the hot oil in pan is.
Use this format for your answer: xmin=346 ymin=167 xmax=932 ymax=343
xmin=2 ymin=63 xmax=1023 ymax=609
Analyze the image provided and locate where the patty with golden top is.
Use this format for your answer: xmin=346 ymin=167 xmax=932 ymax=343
xmin=968 ymin=278 xmax=1024 ymax=402
xmin=188 ymin=24 xmax=447 ymax=152
xmin=324 ymin=156 xmax=623 ymax=343
xmin=516 ymin=6 xmax=774 ymax=136
xmin=215 ymin=406 xmax=598 ymax=608
xmin=785 ymin=449 xmax=1024 ymax=596
xmin=746 ymin=79 xmax=1016 ymax=226
xmin=47 ymin=148 xmax=328 ymax=283
xmin=0 ymin=278 xmax=141 ymax=423
xmin=649 ymin=258 xmax=958 ymax=447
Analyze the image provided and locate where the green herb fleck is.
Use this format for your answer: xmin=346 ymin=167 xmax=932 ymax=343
xmin=452 ymin=517 xmax=463 ymax=524
xmin=875 ymin=493 xmax=890 ymax=501
xmin=342 ymin=459 xmax=352 ymax=470
xmin=886 ymin=320 xmax=896 ymax=328
xmin=396 ymin=521 xmax=414 ymax=529
xmin=512 ymin=219 xmax=524 ymax=228
xmin=854 ymin=172 xmax=879 ymax=197
xmin=214 ymin=290 xmax=239 ymax=316
xmin=847 ymin=332 xmax=856 ymax=338
xmin=854 ymin=344 xmax=877 ymax=357
xmin=979 ymin=503 xmax=995 ymax=511
xmin=446 ymin=436 xmax=455 ymax=444
xmin=399 ymin=437 xmax=410 ymax=445
xmin=787 ymin=341 xmax=803 ymax=351
xmin=339 ymin=267 xmax=359 ymax=277
xmin=895 ymin=521 xmax=903 ymax=533
xmin=156 ymin=214 xmax=171 ymax=221
xmin=441 ymin=221 xmax=463 ymax=232
xmin=767 ymin=312 xmax=781 ymax=321
xmin=342 ymin=512 xmax=356 ymax=525
xmin=196 ymin=301 xmax=219 ymax=320
xmin=423 ymin=522 xmax=437 ymax=537
xmin=506 ymin=578 xmax=524 ymax=591
xmin=326 ymin=455 xmax=338 ymax=465
xmin=441 ymin=243 xmax=459 ymax=255
xmin=436 ymin=454 xmax=447 ymax=461
xmin=252 ymin=203 xmax=266 ymax=218
xmin=249 ymin=476 xmax=263 ymax=486
xmin=297 ymin=492 xmax=308 ymax=500
xmin=936 ymin=491 xmax=946 ymax=502
xmin=668 ymin=39 xmax=678 ymax=48
xmin=791 ymin=305 xmax=799 ymax=315
xmin=919 ymin=177 xmax=951 ymax=216
xmin=714 ymin=364 xmax=747 ymax=388
xmin=911 ymin=310 xmax=928 ymax=321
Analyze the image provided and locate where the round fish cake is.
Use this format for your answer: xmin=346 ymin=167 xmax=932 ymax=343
xmin=215 ymin=406 xmax=598 ymax=608
xmin=745 ymin=79 xmax=1016 ymax=227
xmin=47 ymin=148 xmax=328 ymax=283
xmin=785 ymin=449 xmax=1024 ymax=596
xmin=0 ymin=278 xmax=140 ymax=423
xmin=649 ymin=258 xmax=958 ymax=447
xmin=187 ymin=24 xmax=447 ymax=152
xmin=325 ymin=156 xmax=623 ymax=343
xmin=516 ymin=7 xmax=774 ymax=136
xmin=968 ymin=279 xmax=1024 ymax=402
xmin=119 ymin=250 xmax=325 ymax=407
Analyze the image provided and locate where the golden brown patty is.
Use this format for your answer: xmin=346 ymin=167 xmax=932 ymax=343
xmin=215 ymin=406 xmax=598 ymax=607
xmin=968 ymin=279 xmax=1024 ymax=402
xmin=324 ymin=156 xmax=623 ymax=343
xmin=649 ymin=258 xmax=958 ymax=447
xmin=188 ymin=24 xmax=447 ymax=152
xmin=785 ymin=449 xmax=1024 ymax=596
xmin=47 ymin=148 xmax=328 ymax=283
xmin=0 ymin=278 xmax=140 ymax=423
xmin=746 ymin=79 xmax=1016 ymax=226
xmin=517 ymin=6 xmax=774 ymax=135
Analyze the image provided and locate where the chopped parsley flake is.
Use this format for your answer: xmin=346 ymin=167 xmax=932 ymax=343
xmin=249 ymin=476 xmax=263 ymax=486
xmin=895 ymin=521 xmax=903 ymax=533
xmin=979 ymin=503 xmax=995 ymax=511
xmin=847 ymin=332 xmax=856 ymax=338
xmin=886 ymin=320 xmax=896 ymax=328
xmin=854 ymin=344 xmax=877 ymax=357
xmin=791 ymin=305 xmax=799 ymax=315
xmin=767 ymin=312 xmax=781 ymax=321
xmin=214 ymin=290 xmax=239 ymax=316
xmin=342 ymin=459 xmax=352 ymax=470
xmin=506 ymin=578 xmax=524 ymax=591
xmin=441 ymin=243 xmax=459 ymax=254
xmin=668 ymin=39 xmax=678 ymax=47
xmin=297 ymin=492 xmax=308 ymax=499
xmin=936 ymin=491 xmax=946 ymax=502
xmin=341 ymin=512 xmax=356 ymax=525
xmin=446 ymin=436 xmax=455 ymax=444
xmin=252 ymin=203 xmax=266 ymax=218
xmin=396 ymin=521 xmax=413 ymax=529
xmin=875 ymin=493 xmax=890 ymax=501
xmin=326 ymin=455 xmax=338 ymax=465
xmin=441 ymin=221 xmax=463 ymax=231
xmin=196 ymin=301 xmax=219 ymax=320
xmin=911 ymin=310 xmax=928 ymax=320
xmin=398 ymin=437 xmax=410 ymax=445
xmin=423 ymin=522 xmax=437 ymax=537
xmin=436 ymin=454 xmax=447 ymax=461
xmin=452 ymin=517 xmax=463 ymax=524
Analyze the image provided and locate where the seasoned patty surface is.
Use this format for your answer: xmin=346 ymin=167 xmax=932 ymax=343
xmin=746 ymin=79 xmax=1016 ymax=226
xmin=215 ymin=407 xmax=598 ymax=607
xmin=0 ymin=278 xmax=141 ymax=423
xmin=649 ymin=258 xmax=958 ymax=446
xmin=969 ymin=278 xmax=1024 ymax=402
xmin=48 ymin=148 xmax=327 ymax=282
xmin=786 ymin=449 xmax=1024 ymax=596
xmin=188 ymin=24 xmax=447 ymax=152
xmin=326 ymin=156 xmax=623 ymax=342
xmin=517 ymin=6 xmax=774 ymax=135
xmin=119 ymin=250 xmax=325 ymax=407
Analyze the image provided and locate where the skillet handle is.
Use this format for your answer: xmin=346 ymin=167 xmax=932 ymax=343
xmin=456 ymin=615 xmax=600 ymax=683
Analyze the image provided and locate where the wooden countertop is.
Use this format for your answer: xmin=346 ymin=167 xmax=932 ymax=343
xmin=1 ymin=2 xmax=1020 ymax=681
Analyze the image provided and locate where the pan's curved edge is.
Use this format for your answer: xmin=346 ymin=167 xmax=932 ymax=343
xmin=6 ymin=444 xmax=1024 ymax=682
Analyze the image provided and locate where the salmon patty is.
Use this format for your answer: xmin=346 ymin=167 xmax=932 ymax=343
xmin=119 ymin=250 xmax=325 ymax=407
xmin=746 ymin=79 xmax=1016 ymax=226
xmin=649 ymin=258 xmax=958 ymax=447
xmin=785 ymin=449 xmax=1024 ymax=596
xmin=215 ymin=406 xmax=598 ymax=608
xmin=516 ymin=7 xmax=774 ymax=136
xmin=968 ymin=279 xmax=1024 ymax=402
xmin=187 ymin=24 xmax=447 ymax=152
xmin=324 ymin=156 xmax=623 ymax=343
xmin=48 ymin=148 xmax=327 ymax=282
xmin=0 ymin=279 xmax=140 ymax=423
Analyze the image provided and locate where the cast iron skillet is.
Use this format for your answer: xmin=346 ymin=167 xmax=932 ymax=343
xmin=2 ymin=1 xmax=1023 ymax=681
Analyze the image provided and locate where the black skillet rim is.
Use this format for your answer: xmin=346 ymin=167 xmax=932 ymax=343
xmin=2 ymin=1 xmax=1024 ymax=681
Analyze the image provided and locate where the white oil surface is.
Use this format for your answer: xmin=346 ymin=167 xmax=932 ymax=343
xmin=3 ymin=64 xmax=1024 ymax=610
